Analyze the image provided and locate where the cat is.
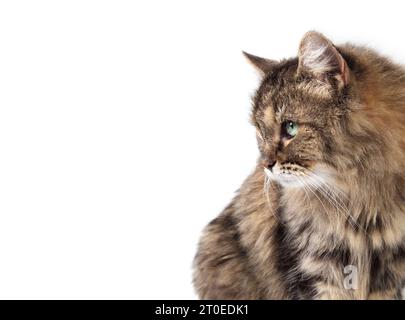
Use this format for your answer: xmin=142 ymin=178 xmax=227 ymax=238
xmin=193 ymin=31 xmax=405 ymax=299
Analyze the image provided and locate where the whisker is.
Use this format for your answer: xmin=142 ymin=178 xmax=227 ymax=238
xmin=295 ymin=175 xmax=310 ymax=201
xmin=305 ymin=177 xmax=356 ymax=230
xmin=295 ymin=175 xmax=314 ymax=212
xmin=305 ymin=174 xmax=366 ymax=233
xmin=305 ymin=168 xmax=349 ymax=201
xmin=263 ymin=172 xmax=282 ymax=224
xmin=297 ymin=175 xmax=333 ymax=222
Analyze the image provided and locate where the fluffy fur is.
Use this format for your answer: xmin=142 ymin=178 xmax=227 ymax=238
xmin=193 ymin=31 xmax=405 ymax=299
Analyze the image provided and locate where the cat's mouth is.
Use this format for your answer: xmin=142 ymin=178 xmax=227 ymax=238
xmin=264 ymin=161 xmax=330 ymax=189
xmin=264 ymin=162 xmax=305 ymax=188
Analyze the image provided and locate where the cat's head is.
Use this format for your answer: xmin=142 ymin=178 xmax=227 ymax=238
xmin=247 ymin=31 xmax=375 ymax=189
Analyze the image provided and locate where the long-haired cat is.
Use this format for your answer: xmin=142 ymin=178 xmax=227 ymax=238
xmin=193 ymin=31 xmax=405 ymax=299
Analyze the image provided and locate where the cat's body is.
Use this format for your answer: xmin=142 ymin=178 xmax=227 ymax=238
xmin=193 ymin=32 xmax=405 ymax=299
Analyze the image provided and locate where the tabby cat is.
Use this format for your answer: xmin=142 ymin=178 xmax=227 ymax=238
xmin=193 ymin=31 xmax=405 ymax=299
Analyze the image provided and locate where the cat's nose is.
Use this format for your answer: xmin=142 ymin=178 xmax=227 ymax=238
xmin=266 ymin=160 xmax=277 ymax=171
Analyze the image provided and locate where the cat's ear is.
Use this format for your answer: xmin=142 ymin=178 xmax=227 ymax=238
xmin=298 ymin=31 xmax=349 ymax=86
xmin=243 ymin=51 xmax=277 ymax=75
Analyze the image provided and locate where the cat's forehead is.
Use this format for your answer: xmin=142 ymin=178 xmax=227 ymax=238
xmin=255 ymin=77 xmax=333 ymax=125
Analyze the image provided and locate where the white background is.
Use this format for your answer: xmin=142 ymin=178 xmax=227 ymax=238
xmin=0 ymin=0 xmax=405 ymax=299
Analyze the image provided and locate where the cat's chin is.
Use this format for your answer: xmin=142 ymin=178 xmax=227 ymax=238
xmin=276 ymin=176 xmax=303 ymax=188
xmin=264 ymin=168 xmax=304 ymax=189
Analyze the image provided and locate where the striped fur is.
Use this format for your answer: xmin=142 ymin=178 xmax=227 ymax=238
xmin=193 ymin=32 xmax=405 ymax=299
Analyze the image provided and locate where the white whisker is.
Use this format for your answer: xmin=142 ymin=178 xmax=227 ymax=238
xmin=305 ymin=174 xmax=366 ymax=234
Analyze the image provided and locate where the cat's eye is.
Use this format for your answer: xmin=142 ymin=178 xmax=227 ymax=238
xmin=283 ymin=121 xmax=298 ymax=138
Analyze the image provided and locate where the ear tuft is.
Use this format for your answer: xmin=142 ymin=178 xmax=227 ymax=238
xmin=298 ymin=31 xmax=349 ymax=86
xmin=242 ymin=51 xmax=277 ymax=75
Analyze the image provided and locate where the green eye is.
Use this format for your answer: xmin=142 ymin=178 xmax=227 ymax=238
xmin=284 ymin=121 xmax=298 ymax=138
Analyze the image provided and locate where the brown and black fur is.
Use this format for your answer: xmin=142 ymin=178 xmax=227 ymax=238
xmin=193 ymin=31 xmax=405 ymax=299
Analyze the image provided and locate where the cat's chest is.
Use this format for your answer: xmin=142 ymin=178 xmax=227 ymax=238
xmin=276 ymin=218 xmax=360 ymax=298
xmin=278 ymin=207 xmax=405 ymax=298
xmin=282 ymin=190 xmax=405 ymax=253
